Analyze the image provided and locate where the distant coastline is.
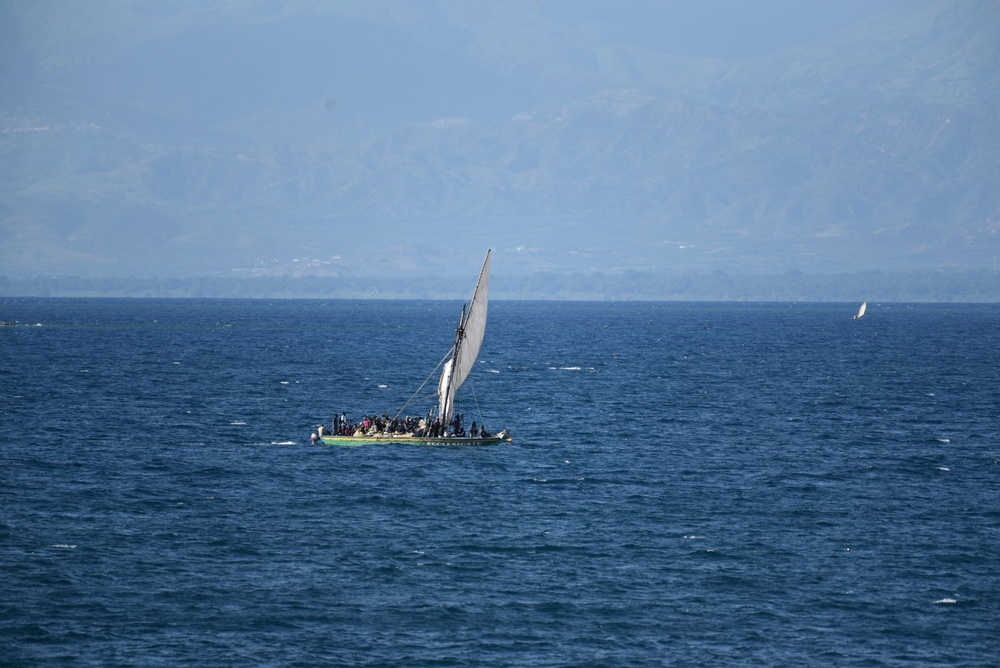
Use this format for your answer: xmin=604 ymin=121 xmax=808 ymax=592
xmin=1 ymin=270 xmax=996 ymax=302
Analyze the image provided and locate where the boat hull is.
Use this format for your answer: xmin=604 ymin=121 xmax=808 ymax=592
xmin=319 ymin=431 xmax=510 ymax=446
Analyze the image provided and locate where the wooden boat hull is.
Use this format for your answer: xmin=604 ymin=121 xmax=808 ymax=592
xmin=319 ymin=431 xmax=510 ymax=447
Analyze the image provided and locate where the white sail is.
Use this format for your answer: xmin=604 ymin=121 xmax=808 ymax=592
xmin=438 ymin=250 xmax=491 ymax=425
xmin=854 ymin=301 xmax=867 ymax=319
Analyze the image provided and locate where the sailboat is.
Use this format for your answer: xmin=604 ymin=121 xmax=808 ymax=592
xmin=314 ymin=250 xmax=510 ymax=446
xmin=854 ymin=301 xmax=867 ymax=319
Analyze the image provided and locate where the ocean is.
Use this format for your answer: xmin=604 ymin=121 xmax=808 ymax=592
xmin=2 ymin=299 xmax=998 ymax=666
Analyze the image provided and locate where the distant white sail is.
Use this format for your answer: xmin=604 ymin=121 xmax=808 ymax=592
xmin=438 ymin=250 xmax=491 ymax=424
xmin=854 ymin=301 xmax=867 ymax=319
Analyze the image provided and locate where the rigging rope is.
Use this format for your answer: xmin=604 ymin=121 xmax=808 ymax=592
xmin=392 ymin=347 xmax=452 ymax=421
xmin=467 ymin=375 xmax=487 ymax=428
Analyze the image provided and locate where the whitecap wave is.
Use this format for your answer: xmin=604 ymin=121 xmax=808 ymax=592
xmin=933 ymin=598 xmax=958 ymax=604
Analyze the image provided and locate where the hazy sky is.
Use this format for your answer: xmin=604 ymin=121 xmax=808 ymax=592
xmin=537 ymin=0 xmax=914 ymax=58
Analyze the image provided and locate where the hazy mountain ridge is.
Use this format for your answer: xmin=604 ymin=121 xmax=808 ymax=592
xmin=1 ymin=0 xmax=997 ymax=286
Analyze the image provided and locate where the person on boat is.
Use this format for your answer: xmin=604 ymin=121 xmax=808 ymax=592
xmin=317 ymin=424 xmax=328 ymax=436
xmin=471 ymin=421 xmax=478 ymax=438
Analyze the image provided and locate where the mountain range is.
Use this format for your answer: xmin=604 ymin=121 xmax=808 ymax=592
xmin=1 ymin=0 xmax=998 ymax=294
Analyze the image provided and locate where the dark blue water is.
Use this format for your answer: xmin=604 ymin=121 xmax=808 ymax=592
xmin=2 ymin=299 xmax=999 ymax=666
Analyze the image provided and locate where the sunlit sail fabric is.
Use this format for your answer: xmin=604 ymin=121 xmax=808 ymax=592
xmin=438 ymin=250 xmax=491 ymax=425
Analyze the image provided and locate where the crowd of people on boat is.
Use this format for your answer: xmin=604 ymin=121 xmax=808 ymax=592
xmin=314 ymin=411 xmax=492 ymax=440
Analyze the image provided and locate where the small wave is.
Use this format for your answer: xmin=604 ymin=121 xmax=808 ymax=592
xmin=936 ymin=466 xmax=950 ymax=472
xmin=486 ymin=369 xmax=500 ymax=374
xmin=52 ymin=544 xmax=77 ymax=549
xmin=377 ymin=384 xmax=388 ymax=389
xmin=560 ymin=366 xmax=582 ymax=371
xmin=937 ymin=438 xmax=951 ymax=444
xmin=683 ymin=535 xmax=704 ymax=540
xmin=933 ymin=598 xmax=958 ymax=605
xmin=230 ymin=421 xmax=247 ymax=425
xmin=272 ymin=441 xmax=296 ymax=445
xmin=279 ymin=381 xmax=290 ymax=385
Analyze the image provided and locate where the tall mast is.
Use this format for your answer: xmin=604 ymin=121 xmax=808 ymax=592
xmin=442 ymin=303 xmax=466 ymax=425
xmin=437 ymin=250 xmax=491 ymax=427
